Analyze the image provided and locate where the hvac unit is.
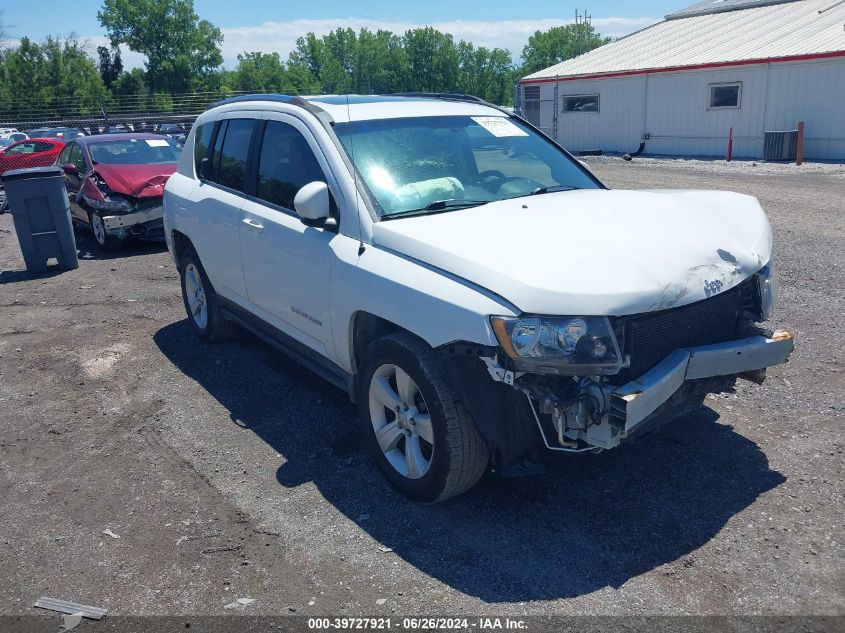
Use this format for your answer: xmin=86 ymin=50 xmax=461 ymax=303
xmin=763 ymin=130 xmax=798 ymax=160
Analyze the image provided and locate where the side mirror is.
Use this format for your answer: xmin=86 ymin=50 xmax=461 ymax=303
xmin=294 ymin=181 xmax=330 ymax=225
xmin=62 ymin=163 xmax=78 ymax=175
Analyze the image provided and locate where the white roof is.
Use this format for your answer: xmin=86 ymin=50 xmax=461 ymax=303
xmin=523 ymin=0 xmax=845 ymax=81
xmin=306 ymin=96 xmax=501 ymax=123
xmin=205 ymin=95 xmax=502 ymax=124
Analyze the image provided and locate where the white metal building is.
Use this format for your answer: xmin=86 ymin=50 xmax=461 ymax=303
xmin=518 ymin=0 xmax=845 ymax=160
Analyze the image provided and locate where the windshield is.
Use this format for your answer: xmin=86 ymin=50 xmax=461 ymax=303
xmin=89 ymin=138 xmax=182 ymax=165
xmin=335 ymin=115 xmax=600 ymax=218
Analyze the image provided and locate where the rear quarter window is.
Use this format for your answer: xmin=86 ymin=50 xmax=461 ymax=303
xmin=193 ymin=122 xmax=214 ymax=178
xmin=208 ymin=119 xmax=254 ymax=192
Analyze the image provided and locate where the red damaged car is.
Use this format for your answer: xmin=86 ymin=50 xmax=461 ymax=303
xmin=0 ymin=138 xmax=66 ymax=172
xmin=0 ymin=138 xmax=67 ymax=212
xmin=57 ymin=133 xmax=181 ymax=250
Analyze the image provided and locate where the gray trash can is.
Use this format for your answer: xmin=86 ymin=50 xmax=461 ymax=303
xmin=1 ymin=166 xmax=79 ymax=273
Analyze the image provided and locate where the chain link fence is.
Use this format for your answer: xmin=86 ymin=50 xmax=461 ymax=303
xmin=0 ymin=114 xmax=196 ymax=211
xmin=0 ymin=91 xmax=278 ymax=209
xmin=0 ymin=91 xmax=267 ymax=211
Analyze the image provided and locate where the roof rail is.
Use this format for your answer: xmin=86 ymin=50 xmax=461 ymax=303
xmin=211 ymin=93 xmax=327 ymax=116
xmin=387 ymin=92 xmax=488 ymax=104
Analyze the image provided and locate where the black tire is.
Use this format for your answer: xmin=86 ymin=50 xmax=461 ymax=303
xmin=88 ymin=210 xmax=126 ymax=251
xmin=357 ymin=332 xmax=489 ymax=503
xmin=178 ymin=246 xmax=237 ymax=342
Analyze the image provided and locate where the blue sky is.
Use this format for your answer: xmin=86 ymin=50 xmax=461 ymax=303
xmin=1 ymin=1 xmax=685 ymax=66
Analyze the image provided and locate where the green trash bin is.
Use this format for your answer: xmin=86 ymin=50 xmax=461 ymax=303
xmin=1 ymin=166 xmax=79 ymax=273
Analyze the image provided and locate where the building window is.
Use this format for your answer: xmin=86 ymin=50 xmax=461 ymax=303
xmin=523 ymin=85 xmax=541 ymax=126
xmin=563 ymin=94 xmax=599 ymax=113
xmin=709 ymin=82 xmax=741 ymax=109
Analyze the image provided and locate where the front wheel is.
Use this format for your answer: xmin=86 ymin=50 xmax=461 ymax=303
xmin=357 ymin=332 xmax=489 ymax=503
xmin=89 ymin=210 xmax=126 ymax=251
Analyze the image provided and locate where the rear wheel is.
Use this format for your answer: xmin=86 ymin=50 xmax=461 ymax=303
xmin=178 ymin=246 xmax=237 ymax=342
xmin=357 ymin=332 xmax=489 ymax=503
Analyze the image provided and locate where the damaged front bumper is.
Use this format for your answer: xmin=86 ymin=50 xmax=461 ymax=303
xmin=102 ymin=206 xmax=164 ymax=240
xmin=439 ymin=328 xmax=793 ymax=475
xmin=521 ymin=329 xmax=794 ymax=452
xmin=102 ymin=205 xmax=163 ymax=230
xmin=611 ymin=329 xmax=793 ymax=431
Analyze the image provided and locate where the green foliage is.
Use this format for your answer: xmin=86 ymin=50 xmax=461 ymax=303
xmin=521 ymin=24 xmax=612 ymax=75
xmin=231 ymin=52 xmax=287 ymax=92
xmin=281 ymin=26 xmax=518 ymax=104
xmin=110 ymin=67 xmax=147 ymax=100
xmin=403 ymin=27 xmax=459 ymax=93
xmin=0 ymin=36 xmax=109 ymax=120
xmin=98 ymin=0 xmax=223 ymax=93
xmin=97 ymin=45 xmax=123 ymax=88
xmin=0 ymin=8 xmax=616 ymax=124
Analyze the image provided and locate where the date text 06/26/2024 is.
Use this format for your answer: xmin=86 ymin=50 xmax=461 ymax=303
xmin=307 ymin=617 xmax=528 ymax=630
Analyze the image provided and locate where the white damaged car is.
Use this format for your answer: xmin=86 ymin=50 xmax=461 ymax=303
xmin=163 ymin=93 xmax=794 ymax=502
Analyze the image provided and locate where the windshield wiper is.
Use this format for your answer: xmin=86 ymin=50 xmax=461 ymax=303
xmin=424 ymin=198 xmax=490 ymax=211
xmin=382 ymin=199 xmax=490 ymax=220
xmin=529 ymin=184 xmax=579 ymax=196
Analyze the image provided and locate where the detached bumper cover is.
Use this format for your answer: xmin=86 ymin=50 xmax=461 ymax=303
xmin=102 ymin=206 xmax=163 ymax=230
xmin=611 ymin=329 xmax=794 ymax=432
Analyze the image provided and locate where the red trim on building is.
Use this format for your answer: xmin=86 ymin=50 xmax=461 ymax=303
xmin=520 ymin=50 xmax=845 ymax=85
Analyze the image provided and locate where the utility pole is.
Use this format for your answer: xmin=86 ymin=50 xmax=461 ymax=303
xmin=575 ymin=10 xmax=582 ymax=56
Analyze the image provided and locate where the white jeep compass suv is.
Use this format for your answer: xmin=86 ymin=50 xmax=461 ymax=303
xmin=163 ymin=93 xmax=793 ymax=502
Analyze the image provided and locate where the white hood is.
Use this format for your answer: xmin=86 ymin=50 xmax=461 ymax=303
xmin=371 ymin=189 xmax=772 ymax=316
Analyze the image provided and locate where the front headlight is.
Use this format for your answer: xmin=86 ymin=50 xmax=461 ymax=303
xmin=490 ymin=315 xmax=623 ymax=375
xmin=89 ymin=195 xmax=135 ymax=213
xmin=755 ymin=260 xmax=778 ymax=320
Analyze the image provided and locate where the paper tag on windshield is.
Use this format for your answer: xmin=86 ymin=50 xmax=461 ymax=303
xmin=471 ymin=117 xmax=528 ymax=138
xmin=145 ymin=139 xmax=170 ymax=147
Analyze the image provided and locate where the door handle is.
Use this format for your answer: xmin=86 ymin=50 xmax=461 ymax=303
xmin=242 ymin=217 xmax=264 ymax=232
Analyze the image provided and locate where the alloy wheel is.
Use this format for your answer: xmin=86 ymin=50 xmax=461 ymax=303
xmin=368 ymin=363 xmax=435 ymax=479
xmin=183 ymin=262 xmax=209 ymax=330
xmin=91 ymin=213 xmax=107 ymax=245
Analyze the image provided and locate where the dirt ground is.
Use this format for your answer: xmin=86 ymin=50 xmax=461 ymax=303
xmin=0 ymin=157 xmax=842 ymax=629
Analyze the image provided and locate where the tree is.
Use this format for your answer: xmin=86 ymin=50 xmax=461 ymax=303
xmin=287 ymin=31 xmax=355 ymax=94
xmin=44 ymin=37 xmax=110 ymax=116
xmin=97 ymin=44 xmax=123 ymax=88
xmin=355 ymin=29 xmax=407 ymax=94
xmin=402 ymin=27 xmax=459 ymax=93
xmin=456 ymin=42 xmax=514 ymax=104
xmin=98 ymin=0 xmax=223 ymax=93
xmin=231 ymin=52 xmax=287 ymax=92
xmin=0 ymin=36 xmax=109 ymax=120
xmin=280 ymin=25 xmax=522 ymax=103
xmin=111 ymin=67 xmax=147 ymax=99
xmin=521 ymin=24 xmax=611 ymax=75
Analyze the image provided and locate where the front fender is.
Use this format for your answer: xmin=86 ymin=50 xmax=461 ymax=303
xmin=330 ymin=242 xmax=518 ymax=374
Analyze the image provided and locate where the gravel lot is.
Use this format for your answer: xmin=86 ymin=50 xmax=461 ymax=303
xmin=0 ymin=157 xmax=842 ymax=627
